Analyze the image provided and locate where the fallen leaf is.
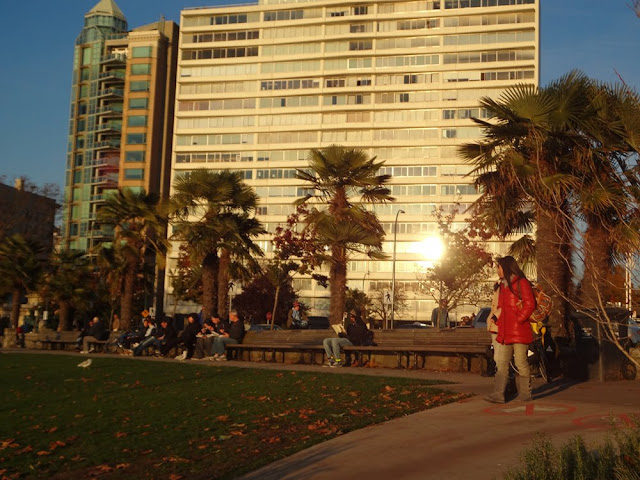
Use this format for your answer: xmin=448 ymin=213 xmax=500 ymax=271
xmin=47 ymin=427 xmax=58 ymax=434
xmin=17 ymin=446 xmax=33 ymax=454
xmin=216 ymin=415 xmax=229 ymax=422
xmin=36 ymin=451 xmax=50 ymax=456
xmin=169 ymin=474 xmax=183 ymax=480
xmin=384 ymin=385 xmax=396 ymax=393
xmin=115 ymin=432 xmax=127 ymax=438
xmin=115 ymin=463 xmax=130 ymax=470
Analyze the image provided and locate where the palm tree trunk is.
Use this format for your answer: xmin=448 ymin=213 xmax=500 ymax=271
xmin=202 ymin=252 xmax=219 ymax=319
xmin=329 ymin=245 xmax=348 ymax=325
xmin=271 ymin=285 xmax=280 ymax=330
xmin=580 ymin=222 xmax=611 ymax=311
xmin=217 ymin=248 xmax=231 ymax=319
xmin=536 ymin=207 xmax=571 ymax=339
xmin=121 ymin=263 xmax=136 ymax=331
xmin=10 ymin=288 xmax=21 ymax=329
xmin=58 ymin=300 xmax=72 ymax=332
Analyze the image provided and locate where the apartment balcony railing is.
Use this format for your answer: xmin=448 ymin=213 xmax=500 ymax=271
xmin=95 ymin=104 xmax=123 ymax=115
xmin=92 ymin=175 xmax=118 ymax=185
xmin=99 ymin=71 xmax=125 ymax=81
xmin=97 ymin=88 xmax=124 ymax=98
xmin=91 ymin=156 xmax=119 ymax=167
xmin=94 ymin=122 xmax=122 ymax=133
xmin=100 ymin=53 xmax=127 ymax=64
xmin=94 ymin=139 xmax=121 ymax=150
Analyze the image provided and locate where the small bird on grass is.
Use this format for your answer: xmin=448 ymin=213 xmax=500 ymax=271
xmin=77 ymin=359 xmax=92 ymax=368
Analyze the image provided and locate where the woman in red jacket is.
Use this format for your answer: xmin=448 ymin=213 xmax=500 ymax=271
xmin=484 ymin=256 xmax=536 ymax=404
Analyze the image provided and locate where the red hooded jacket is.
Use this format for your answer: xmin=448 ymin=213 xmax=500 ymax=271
xmin=496 ymin=277 xmax=535 ymax=345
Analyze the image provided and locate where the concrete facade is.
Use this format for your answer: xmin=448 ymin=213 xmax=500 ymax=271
xmin=167 ymin=0 xmax=539 ymax=319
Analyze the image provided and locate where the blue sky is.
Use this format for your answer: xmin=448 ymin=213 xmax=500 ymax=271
xmin=0 ymin=0 xmax=638 ymax=190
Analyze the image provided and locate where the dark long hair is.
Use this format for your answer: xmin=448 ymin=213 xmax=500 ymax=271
xmin=497 ymin=256 xmax=527 ymax=295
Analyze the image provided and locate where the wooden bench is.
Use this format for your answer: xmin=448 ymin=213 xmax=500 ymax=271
xmin=36 ymin=330 xmax=79 ymax=351
xmin=226 ymin=330 xmax=328 ymax=364
xmin=86 ymin=331 xmax=119 ymax=353
xmin=226 ymin=328 xmax=492 ymax=371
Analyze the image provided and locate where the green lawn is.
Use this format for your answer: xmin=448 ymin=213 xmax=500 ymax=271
xmin=0 ymin=353 xmax=467 ymax=479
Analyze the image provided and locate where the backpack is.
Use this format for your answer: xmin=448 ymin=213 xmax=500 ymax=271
xmin=530 ymin=285 xmax=553 ymax=323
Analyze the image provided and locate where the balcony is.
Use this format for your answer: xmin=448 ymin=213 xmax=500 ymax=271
xmin=92 ymin=174 xmax=118 ymax=186
xmin=94 ymin=122 xmax=122 ymax=133
xmin=96 ymin=104 xmax=123 ymax=115
xmin=91 ymin=156 xmax=119 ymax=167
xmin=98 ymin=88 xmax=124 ymax=98
xmin=99 ymin=70 xmax=125 ymax=81
xmin=90 ymin=194 xmax=105 ymax=202
xmin=94 ymin=139 xmax=121 ymax=150
xmin=90 ymin=227 xmax=115 ymax=238
xmin=100 ymin=53 xmax=127 ymax=64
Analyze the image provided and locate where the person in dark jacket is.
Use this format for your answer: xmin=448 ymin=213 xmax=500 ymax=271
xmin=131 ymin=318 xmax=159 ymax=356
xmin=485 ymin=256 xmax=536 ymax=404
xmin=212 ymin=310 xmax=244 ymax=361
xmin=193 ymin=313 xmax=227 ymax=359
xmin=80 ymin=317 xmax=108 ymax=353
xmin=162 ymin=314 xmax=201 ymax=360
xmin=322 ymin=312 xmax=369 ymax=368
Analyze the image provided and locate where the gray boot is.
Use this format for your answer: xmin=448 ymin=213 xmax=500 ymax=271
xmin=515 ymin=375 xmax=532 ymax=402
xmin=484 ymin=373 xmax=508 ymax=403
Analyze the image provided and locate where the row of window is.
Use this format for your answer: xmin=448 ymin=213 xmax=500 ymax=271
xmin=174 ymin=148 xmax=462 ymax=165
xmin=182 ymin=0 xmax=532 ymax=29
xmin=188 ymin=30 xmax=260 ymax=44
xmin=184 ymin=12 xmax=532 ymax=44
xmin=179 ymin=69 xmax=529 ymax=96
xmin=177 ymin=89 xmax=487 ymax=112
xmin=182 ymin=47 xmax=259 ymax=60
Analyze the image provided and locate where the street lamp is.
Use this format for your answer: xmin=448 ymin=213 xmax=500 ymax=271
xmin=362 ymin=271 xmax=370 ymax=291
xmin=390 ymin=209 xmax=405 ymax=329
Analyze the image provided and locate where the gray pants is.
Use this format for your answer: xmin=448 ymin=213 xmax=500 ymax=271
xmin=194 ymin=336 xmax=216 ymax=359
xmin=212 ymin=336 xmax=238 ymax=355
xmin=323 ymin=337 xmax=352 ymax=361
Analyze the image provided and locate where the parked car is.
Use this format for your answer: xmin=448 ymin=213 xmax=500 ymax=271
xmin=472 ymin=307 xmax=492 ymax=330
xmin=306 ymin=316 xmax=330 ymax=330
xmin=249 ymin=324 xmax=282 ymax=332
xmin=395 ymin=321 xmax=432 ymax=329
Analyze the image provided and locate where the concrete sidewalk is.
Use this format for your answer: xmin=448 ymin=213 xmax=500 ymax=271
xmin=238 ymin=374 xmax=639 ymax=480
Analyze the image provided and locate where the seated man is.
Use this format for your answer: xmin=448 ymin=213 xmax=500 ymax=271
xmin=322 ymin=313 xmax=369 ymax=368
xmin=193 ymin=313 xmax=228 ymax=360
xmin=161 ymin=314 xmax=201 ymax=360
xmin=131 ymin=318 xmax=158 ymax=356
xmin=212 ymin=310 xmax=244 ymax=361
xmin=80 ymin=316 xmax=108 ymax=354
xmin=148 ymin=317 xmax=177 ymax=356
xmin=287 ymin=301 xmax=308 ymax=329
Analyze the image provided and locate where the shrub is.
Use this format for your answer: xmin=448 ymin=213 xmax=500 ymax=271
xmin=505 ymin=419 xmax=640 ymax=480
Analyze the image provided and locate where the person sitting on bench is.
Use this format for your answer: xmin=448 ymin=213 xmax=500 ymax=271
xmin=322 ymin=312 xmax=369 ymax=368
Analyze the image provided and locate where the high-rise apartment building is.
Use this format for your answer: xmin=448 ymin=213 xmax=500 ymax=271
xmin=62 ymin=0 xmax=178 ymax=252
xmin=169 ymin=0 xmax=539 ymax=321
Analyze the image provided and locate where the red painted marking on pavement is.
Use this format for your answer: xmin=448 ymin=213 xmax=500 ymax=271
xmin=483 ymin=403 xmax=576 ymax=416
xmin=572 ymin=412 xmax=640 ymax=430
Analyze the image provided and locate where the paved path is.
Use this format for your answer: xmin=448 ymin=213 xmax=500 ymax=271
xmin=5 ymin=349 xmax=639 ymax=479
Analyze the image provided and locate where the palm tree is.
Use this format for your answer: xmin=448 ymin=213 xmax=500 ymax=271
xmin=96 ymin=189 xmax=166 ymax=331
xmin=0 ymin=234 xmax=43 ymax=328
xmin=461 ymin=72 xmax=640 ymax=338
xmin=460 ymin=73 xmax=595 ymax=338
xmin=169 ymin=170 xmax=264 ymax=319
xmin=40 ymin=249 xmax=94 ymax=331
xmin=297 ymin=146 xmax=393 ymax=325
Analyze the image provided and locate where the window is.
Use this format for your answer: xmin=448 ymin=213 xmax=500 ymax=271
xmin=399 ymin=93 xmax=410 ymax=103
xmin=130 ymin=81 xmax=150 ymax=92
xmin=129 ymin=98 xmax=148 ymax=109
xmin=125 ymin=151 xmax=145 ymax=162
xmin=131 ymin=46 xmax=153 ymax=58
xmin=74 ymin=154 xmax=83 ymax=167
xmin=131 ymin=64 xmax=151 ymax=75
xmin=404 ymin=75 xmax=418 ymax=84
xmin=124 ymin=168 xmax=145 ymax=180
xmin=126 ymin=133 xmax=146 ymax=144
xmin=353 ymin=6 xmax=368 ymax=15
xmin=128 ymin=115 xmax=147 ymax=127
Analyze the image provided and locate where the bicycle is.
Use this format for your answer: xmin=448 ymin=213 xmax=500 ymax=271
xmin=509 ymin=322 xmax=554 ymax=384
